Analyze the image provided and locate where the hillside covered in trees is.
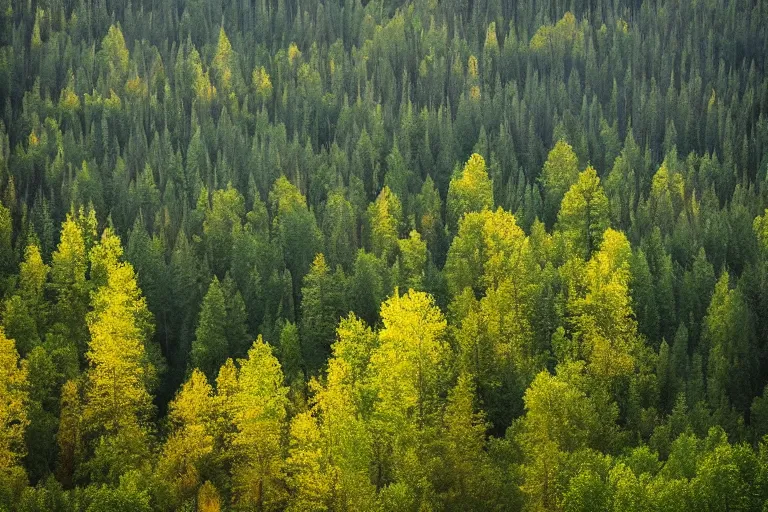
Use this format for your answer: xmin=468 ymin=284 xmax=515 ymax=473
xmin=2 ymin=0 xmax=768 ymax=509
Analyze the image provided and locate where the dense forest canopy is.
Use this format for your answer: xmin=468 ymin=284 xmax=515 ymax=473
xmin=2 ymin=0 xmax=768 ymax=509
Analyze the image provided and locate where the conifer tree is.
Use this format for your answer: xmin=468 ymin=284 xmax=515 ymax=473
xmin=192 ymin=277 xmax=229 ymax=380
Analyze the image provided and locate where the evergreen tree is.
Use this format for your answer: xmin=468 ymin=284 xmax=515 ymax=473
xmin=300 ymin=254 xmax=346 ymax=372
xmin=192 ymin=277 xmax=229 ymax=381
xmin=49 ymin=214 xmax=90 ymax=355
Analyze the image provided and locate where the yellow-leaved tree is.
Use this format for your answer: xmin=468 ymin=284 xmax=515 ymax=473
xmin=156 ymin=369 xmax=215 ymax=508
xmin=567 ymin=228 xmax=637 ymax=381
xmin=368 ymin=290 xmax=450 ymax=504
xmin=82 ymin=229 xmax=157 ymax=483
xmin=0 ymin=328 xmax=29 ymax=507
xmin=285 ymin=314 xmax=377 ymax=511
xmin=231 ymin=337 xmax=289 ymax=510
xmin=446 ymin=153 xmax=493 ymax=232
xmin=556 ymin=166 xmax=610 ymax=260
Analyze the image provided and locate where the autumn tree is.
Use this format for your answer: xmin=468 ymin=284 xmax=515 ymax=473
xmin=82 ymin=231 xmax=157 ymax=483
xmin=156 ymin=369 xmax=216 ymax=508
xmin=366 ymin=186 xmax=403 ymax=264
xmin=566 ymin=229 xmax=640 ymax=383
xmin=541 ymin=140 xmax=581 ymax=226
xmin=447 ymin=153 xmax=493 ymax=232
xmin=0 ymin=328 xmax=29 ymax=508
xmin=444 ymin=207 xmax=529 ymax=297
xmin=231 ymin=338 xmax=289 ymax=510
xmin=367 ymin=290 xmax=451 ymax=500
xmin=557 ymin=167 xmax=611 ymax=259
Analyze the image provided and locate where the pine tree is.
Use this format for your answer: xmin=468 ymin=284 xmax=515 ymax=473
xmin=17 ymin=242 xmax=49 ymax=335
xmin=300 ymin=254 xmax=346 ymax=372
xmin=0 ymin=201 xmax=15 ymax=294
xmin=366 ymin=186 xmax=403 ymax=264
xmin=49 ymin=214 xmax=90 ymax=355
xmin=192 ymin=277 xmax=229 ymax=381
xmin=704 ymin=272 xmax=757 ymax=416
xmin=270 ymin=176 xmax=322 ymax=312
xmin=321 ymin=190 xmax=357 ymax=272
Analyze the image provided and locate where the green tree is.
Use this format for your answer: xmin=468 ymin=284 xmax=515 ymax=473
xmin=647 ymin=158 xmax=685 ymax=236
xmin=278 ymin=321 xmax=304 ymax=388
xmin=192 ymin=277 xmax=229 ymax=381
xmin=348 ymin=250 xmax=388 ymax=327
xmin=56 ymin=380 xmax=82 ymax=488
xmin=203 ymin=185 xmax=245 ymax=278
xmin=366 ymin=186 xmax=403 ymax=264
xmin=2 ymin=295 xmax=38 ymax=357
xmin=440 ymin=373 xmax=501 ymax=509
xmin=556 ymin=167 xmax=610 ymax=259
xmin=0 ymin=201 xmax=15 ymax=294
xmin=126 ymin=220 xmax=170 ymax=358
xmin=541 ymin=140 xmax=581 ymax=227
xmin=270 ymin=176 xmax=322 ymax=312
xmin=300 ymin=254 xmax=346 ymax=371
xmin=415 ymin=176 xmax=445 ymax=261
xmin=322 ymin=190 xmax=357 ymax=271
xmin=221 ymin=275 xmax=251 ymax=360
xmin=630 ymin=249 xmax=660 ymax=342
xmin=49 ymin=214 xmax=90 ymax=355
xmin=23 ymin=345 xmax=60 ymax=483
xmin=169 ymin=231 xmax=206 ymax=374
xmin=704 ymin=272 xmax=756 ymax=416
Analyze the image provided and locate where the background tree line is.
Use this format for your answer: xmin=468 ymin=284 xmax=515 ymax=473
xmin=2 ymin=0 xmax=768 ymax=509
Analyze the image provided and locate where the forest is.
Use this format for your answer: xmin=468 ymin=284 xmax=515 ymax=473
xmin=1 ymin=0 xmax=768 ymax=509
